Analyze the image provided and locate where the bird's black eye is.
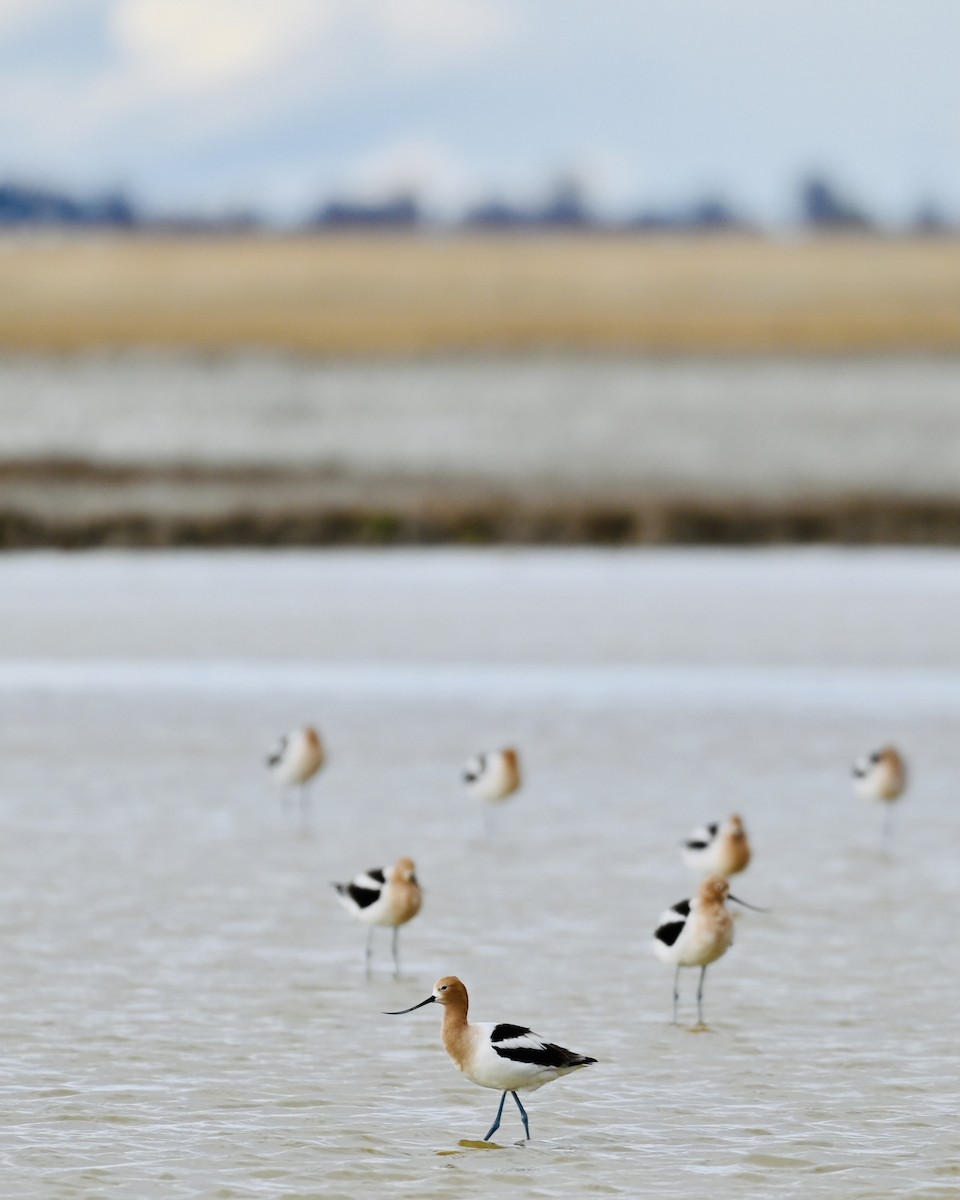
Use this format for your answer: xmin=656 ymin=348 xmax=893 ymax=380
xmin=439 ymin=985 xmax=447 ymax=991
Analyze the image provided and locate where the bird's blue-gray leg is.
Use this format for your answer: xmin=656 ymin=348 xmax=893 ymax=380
xmin=483 ymin=1091 xmax=508 ymax=1142
xmin=882 ymin=805 xmax=893 ymax=848
xmin=672 ymin=965 xmax=680 ymax=1024
xmin=298 ymin=784 xmax=310 ymax=828
xmin=391 ymin=926 xmax=400 ymax=978
xmin=365 ymin=926 xmax=374 ymax=978
xmin=511 ymin=1091 xmax=530 ymax=1140
xmin=696 ymin=965 xmax=707 ymax=1025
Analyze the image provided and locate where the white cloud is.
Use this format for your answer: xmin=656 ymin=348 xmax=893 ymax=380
xmin=109 ymin=0 xmax=342 ymax=90
xmin=103 ymin=0 xmax=516 ymax=97
xmin=0 ymin=0 xmax=521 ymax=201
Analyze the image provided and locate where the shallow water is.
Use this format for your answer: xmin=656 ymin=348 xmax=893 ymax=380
xmin=3 ymin=352 xmax=960 ymax=498
xmin=1 ymin=549 xmax=959 ymax=1198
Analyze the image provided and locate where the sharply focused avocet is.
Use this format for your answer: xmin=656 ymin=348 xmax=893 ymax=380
xmin=852 ymin=745 xmax=907 ymax=839
xmin=334 ymin=857 xmax=422 ymax=978
xmin=681 ymin=814 xmax=752 ymax=878
xmin=653 ymin=875 xmax=764 ymax=1026
xmin=386 ymin=976 xmax=596 ymax=1143
xmin=267 ymin=726 xmax=325 ymax=816
xmin=462 ymin=748 xmax=522 ymax=832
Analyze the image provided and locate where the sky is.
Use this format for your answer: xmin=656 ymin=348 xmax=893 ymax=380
xmin=0 ymin=0 xmax=958 ymax=225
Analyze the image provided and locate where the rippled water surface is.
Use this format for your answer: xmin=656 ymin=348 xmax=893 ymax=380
xmin=1 ymin=549 xmax=959 ymax=1198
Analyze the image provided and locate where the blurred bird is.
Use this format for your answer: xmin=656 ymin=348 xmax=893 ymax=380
xmin=653 ymin=875 xmax=764 ymax=1026
xmin=681 ymin=814 xmax=751 ymax=878
xmin=386 ymin=975 xmax=595 ymax=1143
xmin=852 ymin=745 xmax=907 ymax=841
xmin=334 ymin=856 xmax=422 ymax=978
xmin=462 ymin=747 xmax=522 ymax=833
xmin=267 ymin=725 xmax=325 ymax=820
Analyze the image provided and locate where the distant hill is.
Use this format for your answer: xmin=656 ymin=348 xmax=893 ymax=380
xmin=0 ymin=184 xmax=137 ymax=227
xmin=0 ymin=175 xmax=955 ymax=234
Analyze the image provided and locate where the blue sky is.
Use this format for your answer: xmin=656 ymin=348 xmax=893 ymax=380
xmin=1 ymin=0 xmax=958 ymax=224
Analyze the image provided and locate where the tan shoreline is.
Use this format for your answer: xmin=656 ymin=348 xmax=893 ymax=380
xmin=0 ymin=233 xmax=958 ymax=354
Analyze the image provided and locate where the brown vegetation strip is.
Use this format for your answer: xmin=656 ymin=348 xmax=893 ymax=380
xmin=0 ymin=233 xmax=958 ymax=353
xmin=5 ymin=459 xmax=960 ymax=547
xmin=5 ymin=496 xmax=960 ymax=549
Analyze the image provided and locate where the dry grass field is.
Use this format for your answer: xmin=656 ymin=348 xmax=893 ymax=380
xmin=0 ymin=232 xmax=957 ymax=354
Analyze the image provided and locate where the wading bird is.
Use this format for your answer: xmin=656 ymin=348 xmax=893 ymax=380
xmin=653 ymin=875 xmax=764 ymax=1026
xmin=386 ymin=975 xmax=595 ymax=1143
xmin=334 ymin=856 xmax=422 ymax=978
xmin=462 ymin=747 xmax=522 ymax=833
xmin=266 ymin=726 xmax=325 ymax=819
xmin=852 ymin=745 xmax=907 ymax=840
xmin=681 ymin=814 xmax=751 ymax=878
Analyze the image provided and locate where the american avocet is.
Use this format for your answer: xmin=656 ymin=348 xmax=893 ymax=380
xmin=334 ymin=857 xmax=422 ymax=978
xmin=267 ymin=726 xmax=324 ymax=817
xmin=653 ymin=875 xmax=763 ymax=1026
xmin=681 ymin=814 xmax=751 ymax=878
xmin=386 ymin=976 xmax=595 ymax=1143
xmin=463 ymin=748 xmax=521 ymax=833
xmin=852 ymin=745 xmax=907 ymax=839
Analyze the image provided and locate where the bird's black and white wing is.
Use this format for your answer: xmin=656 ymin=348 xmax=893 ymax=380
xmin=266 ymin=734 xmax=288 ymax=768
xmin=463 ymin=754 xmax=485 ymax=784
xmin=682 ymin=822 xmax=718 ymax=853
xmin=654 ymin=898 xmax=691 ymax=949
xmin=852 ymin=751 xmax=880 ymax=779
xmin=489 ymin=1023 xmax=596 ymax=1070
xmin=335 ymin=866 xmax=386 ymax=911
